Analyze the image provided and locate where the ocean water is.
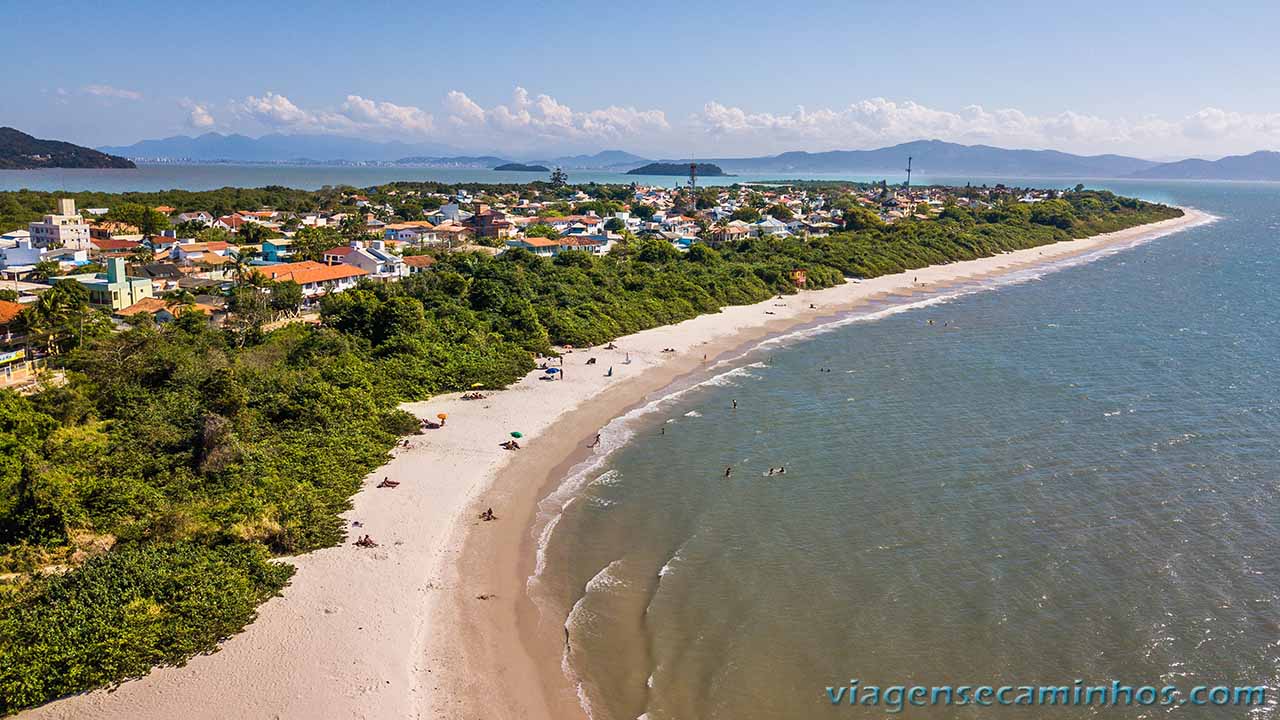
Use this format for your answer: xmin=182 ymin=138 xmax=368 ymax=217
xmin=532 ymin=182 xmax=1280 ymax=719
xmin=0 ymin=165 xmax=793 ymax=192
xmin=0 ymin=163 xmax=1205 ymax=193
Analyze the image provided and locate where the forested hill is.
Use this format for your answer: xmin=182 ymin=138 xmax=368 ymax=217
xmin=0 ymin=127 xmax=136 ymax=169
xmin=0 ymin=184 xmax=1180 ymax=713
xmin=628 ymin=162 xmax=726 ymax=176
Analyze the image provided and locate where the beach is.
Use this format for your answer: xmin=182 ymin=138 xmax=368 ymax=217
xmin=21 ymin=208 xmax=1212 ymax=720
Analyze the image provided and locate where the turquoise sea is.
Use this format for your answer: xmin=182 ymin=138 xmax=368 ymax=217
xmin=528 ymin=181 xmax=1280 ymax=719
xmin=0 ymin=163 xmax=1175 ymax=193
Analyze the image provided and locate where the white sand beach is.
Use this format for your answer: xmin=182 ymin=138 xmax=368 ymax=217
xmin=22 ymin=208 xmax=1211 ymax=720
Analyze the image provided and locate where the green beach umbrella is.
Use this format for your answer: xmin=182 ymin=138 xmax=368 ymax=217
xmin=510 ymin=431 xmax=523 ymax=438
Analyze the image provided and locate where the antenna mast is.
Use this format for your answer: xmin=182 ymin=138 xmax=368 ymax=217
xmin=688 ymin=159 xmax=698 ymax=212
xmin=904 ymin=156 xmax=913 ymax=188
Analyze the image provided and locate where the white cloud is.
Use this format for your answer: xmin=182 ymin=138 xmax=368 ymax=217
xmin=83 ymin=84 xmax=143 ymax=100
xmin=233 ymin=92 xmax=433 ymax=137
xmin=238 ymin=92 xmax=325 ymax=129
xmin=181 ymin=99 xmax=215 ymax=129
xmin=339 ymin=95 xmax=433 ymax=135
xmin=692 ymin=99 xmax=1280 ymax=157
xmin=444 ymin=86 xmax=669 ymax=149
xmin=212 ymin=89 xmax=1280 ymax=158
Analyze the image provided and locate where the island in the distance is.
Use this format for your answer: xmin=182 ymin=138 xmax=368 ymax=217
xmin=0 ymin=127 xmax=135 ymax=169
xmin=627 ymin=162 xmax=727 ymax=176
xmin=494 ymin=162 xmax=551 ymax=172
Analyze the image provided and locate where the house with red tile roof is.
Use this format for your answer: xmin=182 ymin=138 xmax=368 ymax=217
xmin=402 ymin=255 xmax=436 ymax=274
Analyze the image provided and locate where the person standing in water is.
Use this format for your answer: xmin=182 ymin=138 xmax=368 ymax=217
xmin=732 ymin=399 xmax=738 ymax=410
xmin=724 ymin=466 xmax=733 ymax=478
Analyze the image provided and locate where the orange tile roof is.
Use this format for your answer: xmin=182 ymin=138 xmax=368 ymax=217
xmin=0 ymin=300 xmax=24 ymax=325
xmin=177 ymin=241 xmax=231 ymax=252
xmin=93 ymin=238 xmax=141 ymax=250
xmin=516 ymin=237 xmax=562 ymax=248
xmin=117 ymin=297 xmax=169 ymax=316
xmin=119 ymin=297 xmax=215 ymax=317
xmin=403 ymin=255 xmax=436 ymax=268
xmin=251 ymin=261 xmax=369 ymax=285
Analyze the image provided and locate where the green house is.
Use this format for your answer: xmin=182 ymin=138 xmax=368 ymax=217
xmin=53 ymin=257 xmax=153 ymax=311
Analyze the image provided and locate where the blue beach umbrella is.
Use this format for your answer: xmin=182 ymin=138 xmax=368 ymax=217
xmin=545 ymin=367 xmax=560 ymax=374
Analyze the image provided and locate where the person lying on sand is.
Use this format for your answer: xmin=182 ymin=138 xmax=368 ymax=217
xmin=586 ymin=357 xmax=597 ymax=365
xmin=377 ymin=478 xmax=400 ymax=488
xmin=500 ymin=440 xmax=522 ymax=450
xmin=479 ymin=508 xmax=497 ymax=521
xmin=355 ymin=535 xmax=378 ymax=548
xmin=605 ymin=342 xmax=618 ymax=350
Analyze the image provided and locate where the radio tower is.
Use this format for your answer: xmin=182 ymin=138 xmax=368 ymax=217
xmin=904 ymin=156 xmax=913 ymax=188
xmin=687 ymin=160 xmax=698 ymax=212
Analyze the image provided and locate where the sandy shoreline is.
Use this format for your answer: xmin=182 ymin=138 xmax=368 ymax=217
xmin=22 ymin=209 xmax=1211 ymax=720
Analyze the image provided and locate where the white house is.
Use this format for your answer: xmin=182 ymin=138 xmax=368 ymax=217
xmin=0 ymin=237 xmax=42 ymax=270
xmin=322 ymin=240 xmax=406 ymax=279
xmin=251 ymin=261 xmax=369 ymax=300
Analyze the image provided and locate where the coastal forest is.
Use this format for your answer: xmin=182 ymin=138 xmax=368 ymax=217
xmin=0 ymin=184 xmax=1180 ymax=712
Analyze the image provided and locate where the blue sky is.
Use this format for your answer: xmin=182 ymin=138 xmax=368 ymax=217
xmin=6 ymin=0 xmax=1280 ymax=158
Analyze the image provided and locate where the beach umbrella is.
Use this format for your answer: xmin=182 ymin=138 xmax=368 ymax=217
xmin=510 ymin=431 xmax=523 ymax=438
xmin=545 ymin=367 xmax=560 ymax=374
xmin=436 ymin=413 xmax=448 ymax=420
xmin=470 ymin=382 xmax=485 ymax=388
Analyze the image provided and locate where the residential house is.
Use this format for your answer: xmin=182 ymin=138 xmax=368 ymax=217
xmin=175 ymin=211 xmax=214 ymax=225
xmin=0 ymin=300 xmax=23 ymax=339
xmin=250 ymin=261 xmax=368 ymax=299
xmin=116 ymin=297 xmax=224 ymax=325
xmin=52 ymin=257 xmax=153 ymax=311
xmin=322 ymin=240 xmax=406 ymax=279
xmin=431 ymin=222 xmax=472 ymax=247
xmin=91 ymin=238 xmax=143 ymax=258
xmin=505 ymin=237 xmax=567 ymax=257
xmin=403 ymin=255 xmax=436 ymax=274
xmin=427 ymin=203 xmax=469 ymax=225
xmin=214 ymin=214 xmax=248 ymax=233
xmin=710 ymin=221 xmax=751 ymax=246
xmin=465 ymin=206 xmax=516 ymax=239
xmin=0 ymin=237 xmax=42 ymax=270
xmin=261 ymin=238 xmax=294 ymax=263
xmin=383 ymin=222 xmax=438 ymax=245
xmin=171 ymin=241 xmax=233 ymax=264
xmin=753 ymin=215 xmax=790 ymax=237
xmin=557 ymin=235 xmax=608 ymax=254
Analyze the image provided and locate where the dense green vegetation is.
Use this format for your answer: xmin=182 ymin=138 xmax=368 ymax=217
xmin=626 ymin=161 xmax=726 ymax=176
xmin=0 ymin=127 xmax=134 ymax=170
xmin=0 ymin=185 xmax=1179 ymax=713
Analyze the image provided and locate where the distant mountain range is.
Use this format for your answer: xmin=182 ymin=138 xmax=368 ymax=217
xmin=531 ymin=150 xmax=650 ymax=171
xmin=97 ymin=132 xmax=465 ymax=163
xmin=1 ymin=127 xmax=134 ymax=169
xmin=1128 ymin=150 xmax=1280 ymax=180
xmin=695 ymin=140 xmax=1160 ymax=178
xmin=92 ymin=132 xmax=1280 ymax=181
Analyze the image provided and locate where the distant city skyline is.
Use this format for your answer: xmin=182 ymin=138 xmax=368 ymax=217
xmin=7 ymin=0 xmax=1280 ymax=159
